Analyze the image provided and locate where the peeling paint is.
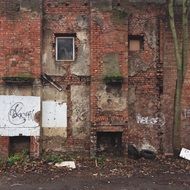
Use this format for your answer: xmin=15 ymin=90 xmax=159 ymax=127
xmin=129 ymin=55 xmax=150 ymax=76
xmin=71 ymin=85 xmax=90 ymax=139
xmin=43 ymin=128 xmax=67 ymax=137
xmin=96 ymin=84 xmax=126 ymax=111
xmin=76 ymin=15 xmax=89 ymax=29
xmin=71 ymin=31 xmax=90 ymax=76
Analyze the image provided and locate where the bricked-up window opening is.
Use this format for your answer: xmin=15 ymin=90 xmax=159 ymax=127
xmin=10 ymin=136 xmax=30 ymax=155
xmin=56 ymin=37 xmax=75 ymax=61
xmin=128 ymin=35 xmax=144 ymax=51
xmin=97 ymin=132 xmax=123 ymax=156
xmin=106 ymin=82 xmax=122 ymax=96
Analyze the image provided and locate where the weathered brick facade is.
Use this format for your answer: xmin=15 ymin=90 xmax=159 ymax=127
xmin=0 ymin=0 xmax=190 ymax=158
xmin=42 ymin=0 xmax=91 ymax=152
xmin=0 ymin=0 xmax=42 ymax=158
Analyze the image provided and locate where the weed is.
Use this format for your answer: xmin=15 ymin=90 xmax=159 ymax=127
xmin=22 ymin=149 xmax=29 ymax=156
xmin=43 ymin=154 xmax=64 ymax=164
xmin=0 ymin=158 xmax=4 ymax=167
xmin=94 ymin=155 xmax=106 ymax=167
xmin=7 ymin=154 xmax=22 ymax=166
xmin=6 ymin=150 xmax=29 ymax=166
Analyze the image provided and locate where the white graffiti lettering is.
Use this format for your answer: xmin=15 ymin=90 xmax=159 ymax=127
xmin=136 ymin=113 xmax=165 ymax=127
xmin=183 ymin=109 xmax=190 ymax=118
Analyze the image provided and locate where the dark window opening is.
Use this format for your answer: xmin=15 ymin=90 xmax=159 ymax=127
xmin=97 ymin=132 xmax=123 ymax=156
xmin=9 ymin=136 xmax=30 ymax=155
xmin=128 ymin=35 xmax=144 ymax=51
xmin=106 ymin=82 xmax=122 ymax=96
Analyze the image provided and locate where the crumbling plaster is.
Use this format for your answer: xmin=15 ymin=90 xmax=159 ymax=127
xmin=96 ymin=83 xmax=126 ymax=111
xmin=71 ymin=85 xmax=90 ymax=139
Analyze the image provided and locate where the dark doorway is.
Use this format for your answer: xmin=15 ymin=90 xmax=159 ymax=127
xmin=9 ymin=136 xmax=30 ymax=155
xmin=96 ymin=132 xmax=123 ymax=156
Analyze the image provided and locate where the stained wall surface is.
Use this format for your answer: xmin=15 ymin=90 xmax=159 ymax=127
xmin=0 ymin=0 xmax=190 ymax=157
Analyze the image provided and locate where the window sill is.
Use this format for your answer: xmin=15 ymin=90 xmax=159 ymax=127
xmin=2 ymin=76 xmax=35 ymax=85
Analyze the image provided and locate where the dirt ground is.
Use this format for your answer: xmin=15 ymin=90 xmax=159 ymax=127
xmin=0 ymin=156 xmax=190 ymax=190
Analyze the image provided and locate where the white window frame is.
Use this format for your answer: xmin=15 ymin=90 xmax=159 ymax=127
xmin=56 ymin=37 xmax=75 ymax=61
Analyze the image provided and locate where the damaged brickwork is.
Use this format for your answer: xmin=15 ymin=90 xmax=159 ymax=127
xmin=90 ymin=0 xmax=128 ymax=156
xmin=42 ymin=0 xmax=91 ymax=153
xmin=0 ymin=0 xmax=42 ymax=158
xmin=127 ymin=4 xmax=163 ymax=153
xmin=0 ymin=0 xmax=190 ymax=158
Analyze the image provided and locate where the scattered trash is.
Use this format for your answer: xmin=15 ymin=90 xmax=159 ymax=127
xmin=11 ymin=183 xmax=23 ymax=187
xmin=128 ymin=144 xmax=156 ymax=160
xmin=55 ymin=161 xmax=76 ymax=169
xmin=128 ymin=144 xmax=141 ymax=159
xmin=180 ymin=148 xmax=190 ymax=161
xmin=140 ymin=149 xmax=156 ymax=160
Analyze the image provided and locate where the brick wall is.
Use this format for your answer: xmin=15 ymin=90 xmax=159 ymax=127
xmin=127 ymin=4 xmax=163 ymax=153
xmin=90 ymin=1 xmax=128 ymax=155
xmin=0 ymin=0 xmax=41 ymax=79
xmin=0 ymin=137 xmax=9 ymax=159
xmin=42 ymin=0 xmax=91 ymax=152
xmin=0 ymin=0 xmax=42 ymax=158
xmin=162 ymin=18 xmax=190 ymax=153
xmin=0 ymin=0 xmax=190 ymax=157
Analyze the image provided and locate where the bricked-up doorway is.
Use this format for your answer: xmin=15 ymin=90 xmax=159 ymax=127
xmin=10 ymin=136 xmax=30 ymax=155
xmin=96 ymin=132 xmax=123 ymax=156
xmin=0 ymin=136 xmax=40 ymax=159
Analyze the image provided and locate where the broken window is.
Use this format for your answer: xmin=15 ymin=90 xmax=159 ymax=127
xmin=56 ymin=37 xmax=75 ymax=61
xmin=128 ymin=35 xmax=144 ymax=51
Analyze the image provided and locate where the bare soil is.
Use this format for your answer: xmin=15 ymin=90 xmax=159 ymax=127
xmin=0 ymin=156 xmax=190 ymax=190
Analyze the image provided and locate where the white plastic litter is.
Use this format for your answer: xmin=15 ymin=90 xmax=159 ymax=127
xmin=180 ymin=148 xmax=190 ymax=161
xmin=55 ymin=161 xmax=76 ymax=169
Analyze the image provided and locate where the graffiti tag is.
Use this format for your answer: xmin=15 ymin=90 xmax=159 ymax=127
xmin=8 ymin=102 xmax=34 ymax=125
xmin=183 ymin=109 xmax=190 ymax=118
xmin=136 ymin=113 xmax=165 ymax=127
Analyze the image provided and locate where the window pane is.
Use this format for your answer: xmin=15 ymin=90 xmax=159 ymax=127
xmin=57 ymin=38 xmax=74 ymax=60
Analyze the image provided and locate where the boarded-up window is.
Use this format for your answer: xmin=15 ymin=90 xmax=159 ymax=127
xmin=128 ymin=35 xmax=144 ymax=51
xmin=56 ymin=37 xmax=75 ymax=61
xmin=42 ymin=101 xmax=67 ymax=128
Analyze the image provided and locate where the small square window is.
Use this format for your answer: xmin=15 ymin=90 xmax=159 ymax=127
xmin=56 ymin=37 xmax=75 ymax=61
xmin=128 ymin=35 xmax=144 ymax=51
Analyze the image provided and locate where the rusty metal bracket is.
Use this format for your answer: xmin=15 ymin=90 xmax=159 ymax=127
xmin=41 ymin=73 xmax=63 ymax=91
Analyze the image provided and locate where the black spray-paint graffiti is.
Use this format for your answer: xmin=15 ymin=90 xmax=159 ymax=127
xmin=8 ymin=102 xmax=34 ymax=125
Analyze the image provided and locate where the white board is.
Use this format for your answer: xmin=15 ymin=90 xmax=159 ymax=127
xmin=180 ymin=148 xmax=190 ymax=161
xmin=42 ymin=101 xmax=67 ymax=128
xmin=0 ymin=95 xmax=40 ymax=136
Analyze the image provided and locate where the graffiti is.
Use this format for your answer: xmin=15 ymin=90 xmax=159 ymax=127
xmin=183 ymin=109 xmax=190 ymax=118
xmin=8 ymin=102 xmax=34 ymax=125
xmin=136 ymin=113 xmax=165 ymax=127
